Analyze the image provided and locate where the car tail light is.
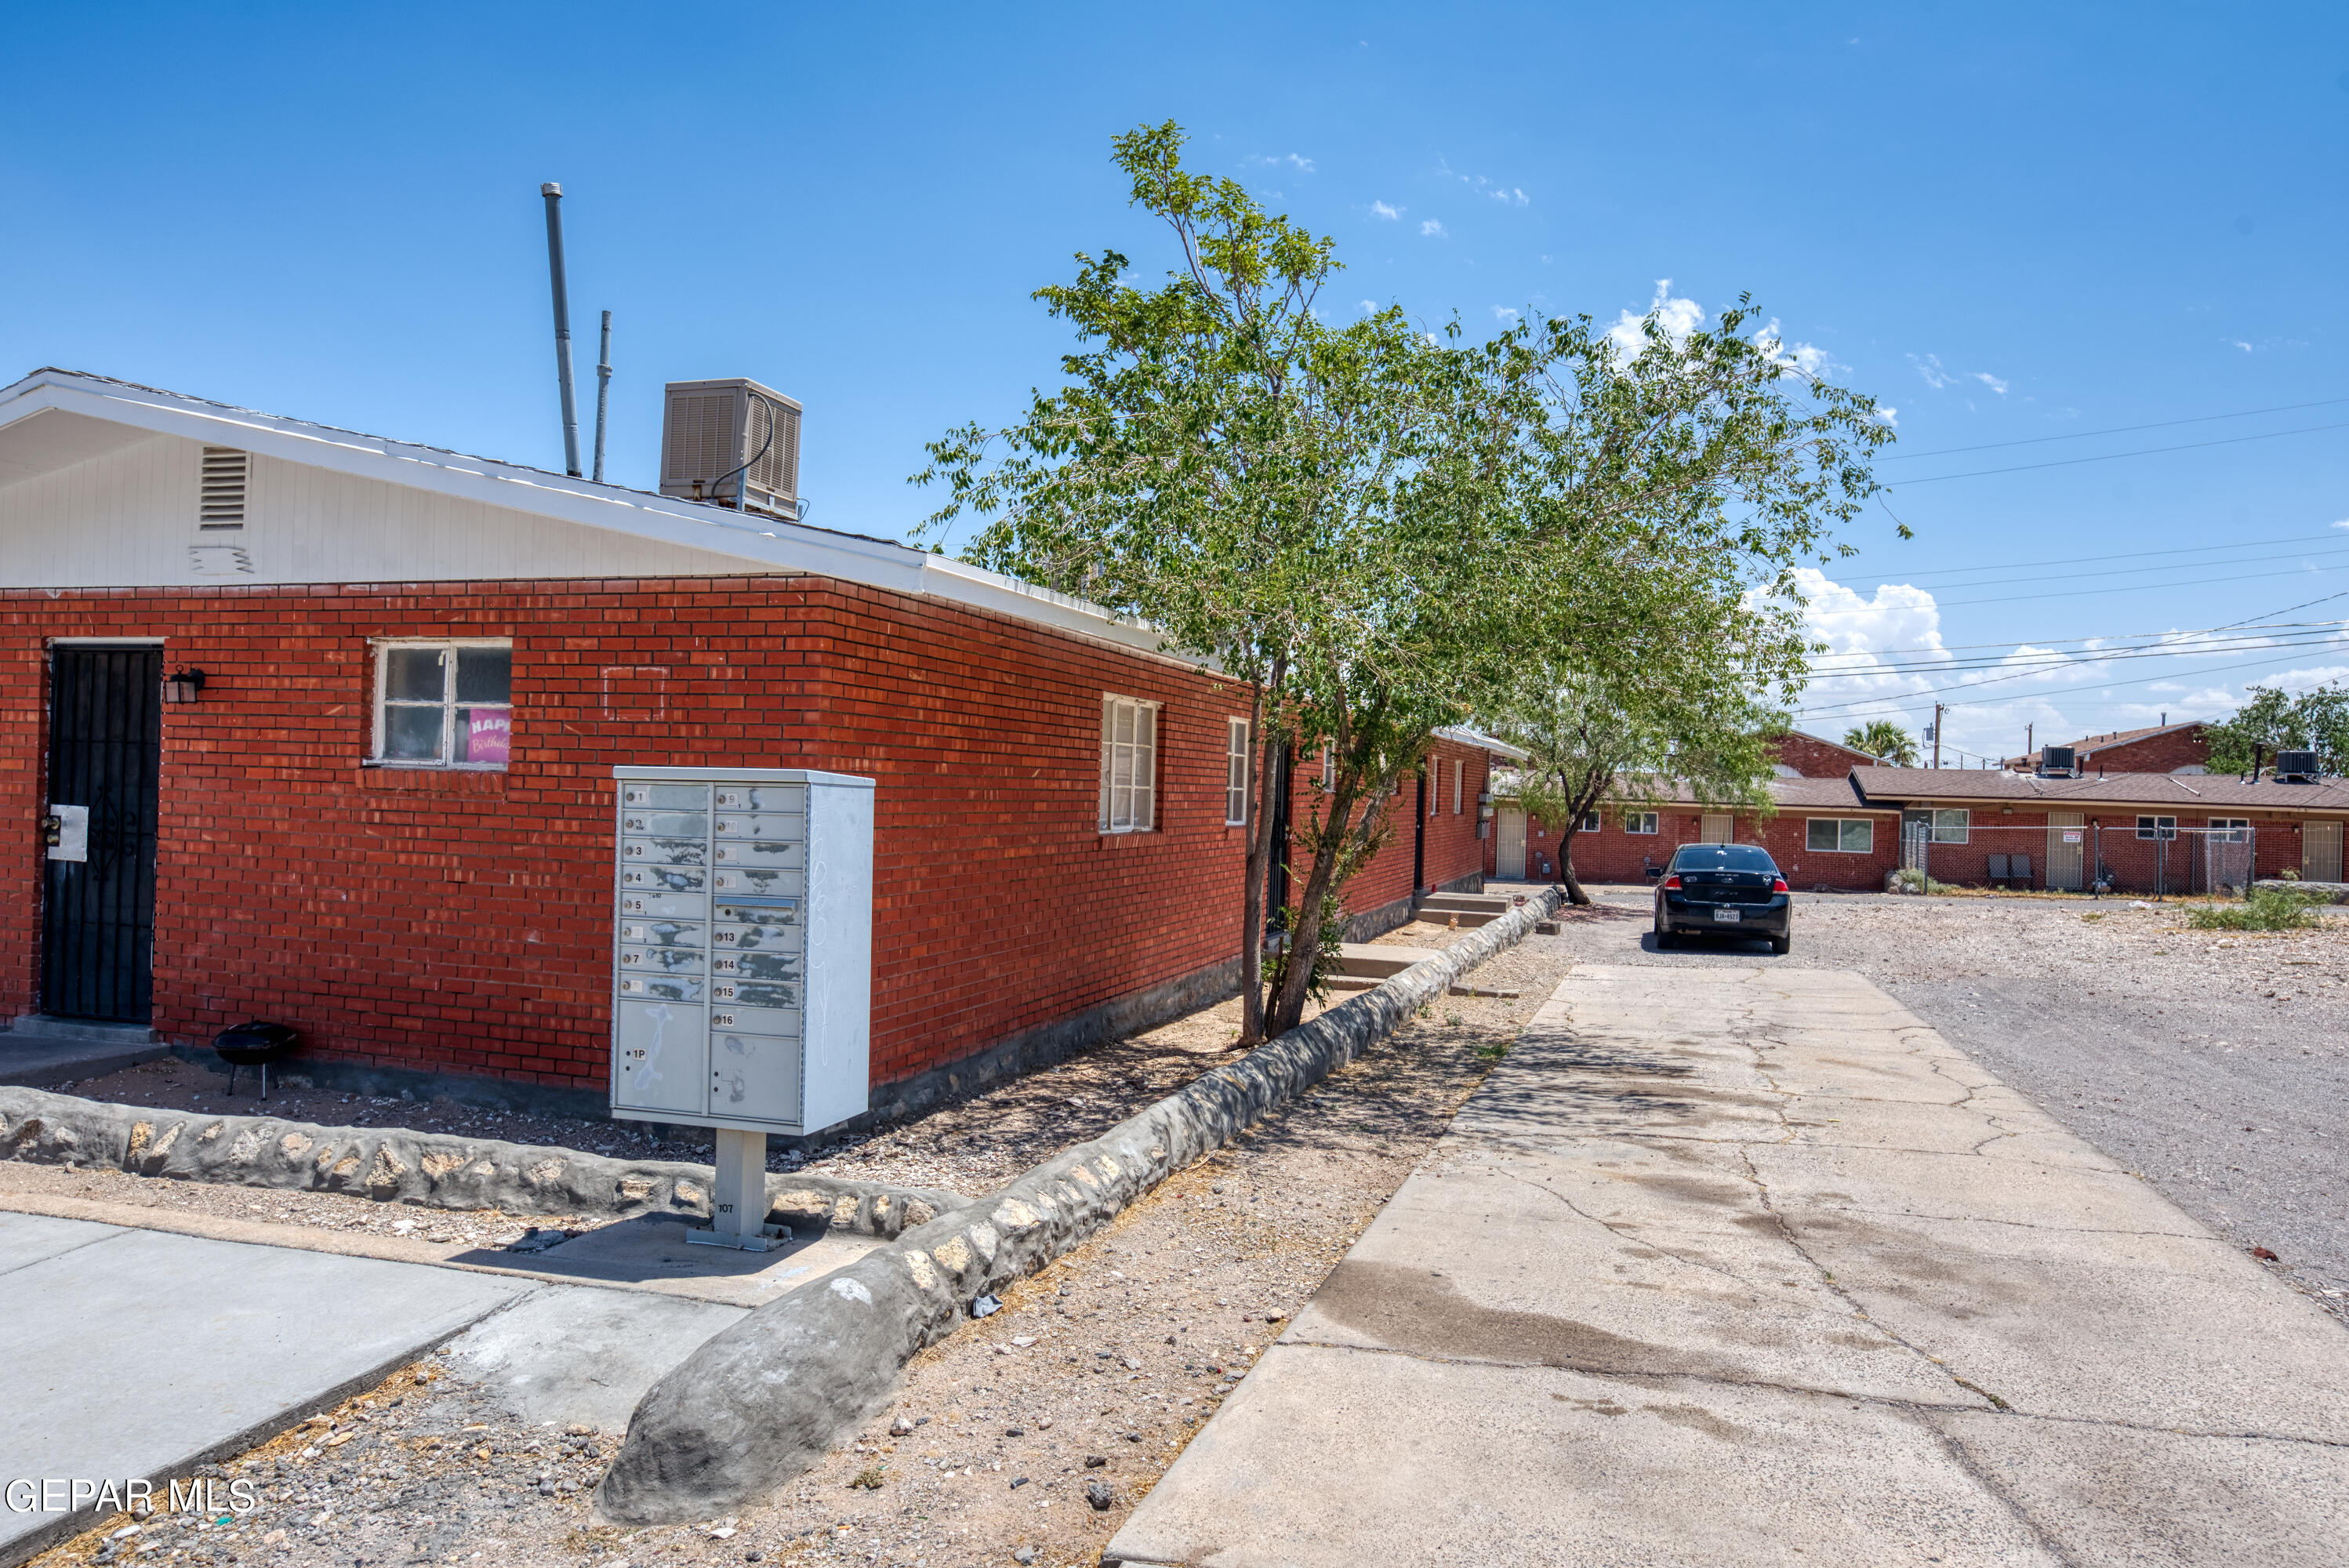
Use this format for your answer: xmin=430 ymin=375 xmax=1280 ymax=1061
xmin=1771 ymin=877 xmax=1789 ymax=893
xmin=1662 ymin=875 xmax=1682 ymax=890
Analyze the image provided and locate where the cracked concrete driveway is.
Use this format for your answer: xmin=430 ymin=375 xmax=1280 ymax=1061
xmin=1104 ymin=963 xmax=2349 ymax=1566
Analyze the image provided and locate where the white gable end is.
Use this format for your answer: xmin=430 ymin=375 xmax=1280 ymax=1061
xmin=0 ymin=422 xmax=775 ymax=588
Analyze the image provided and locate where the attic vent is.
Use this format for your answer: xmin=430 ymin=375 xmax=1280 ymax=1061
xmin=199 ymin=447 xmax=248 ymax=529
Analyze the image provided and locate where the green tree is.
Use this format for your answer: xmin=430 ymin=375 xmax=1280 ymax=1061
xmin=2206 ymin=684 xmax=2349 ymax=775
xmin=919 ymin=122 xmax=1892 ymax=1037
xmin=1843 ymin=718 xmax=1919 ymax=766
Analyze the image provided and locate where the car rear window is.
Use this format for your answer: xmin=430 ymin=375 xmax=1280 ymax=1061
xmin=1672 ymin=844 xmax=1778 ymax=873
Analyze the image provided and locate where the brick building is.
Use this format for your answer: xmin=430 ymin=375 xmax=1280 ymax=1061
xmin=1487 ymin=761 xmax=2347 ymax=896
xmin=1769 ymin=729 xmax=1881 ymax=777
xmin=0 ymin=369 xmax=1501 ymax=1121
xmin=2003 ymin=720 xmax=2210 ymax=775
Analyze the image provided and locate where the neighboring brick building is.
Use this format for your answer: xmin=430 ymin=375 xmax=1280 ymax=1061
xmin=2004 ymin=720 xmax=2211 ymax=775
xmin=0 ymin=369 xmax=1498 ymax=1121
xmin=1770 ymin=729 xmax=1881 ymax=777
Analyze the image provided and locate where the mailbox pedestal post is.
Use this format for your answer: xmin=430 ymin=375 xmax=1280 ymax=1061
xmin=692 ymin=1126 xmax=782 ymax=1251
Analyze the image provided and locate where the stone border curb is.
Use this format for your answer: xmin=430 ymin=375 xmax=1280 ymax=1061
xmin=0 ymin=1087 xmax=968 ymax=1240
xmin=595 ymin=888 xmax=1565 ymax=1523
xmin=2254 ymin=878 xmax=2349 ymax=904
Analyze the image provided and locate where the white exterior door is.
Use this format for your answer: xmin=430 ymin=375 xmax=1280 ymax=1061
xmin=1497 ymin=808 xmax=1527 ymax=879
xmin=1700 ymin=814 xmax=1734 ymax=844
xmin=2307 ymin=820 xmax=2344 ymax=884
xmin=2046 ymin=811 xmax=2085 ymax=892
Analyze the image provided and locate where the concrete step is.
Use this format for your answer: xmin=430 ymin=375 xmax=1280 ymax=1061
xmin=1338 ymin=943 xmax=1443 ymax=979
xmin=1418 ymin=893 xmax=1509 ymax=915
xmin=1416 ymin=907 xmax=1505 ymax=928
xmin=1 ymin=1016 xmax=166 ymax=1087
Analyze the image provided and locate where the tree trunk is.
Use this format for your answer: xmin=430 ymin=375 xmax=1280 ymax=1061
xmin=1269 ymin=783 xmax=1381 ymax=1036
xmin=1236 ymin=658 xmax=1287 ymax=1047
xmin=1553 ymin=768 xmax=1609 ymax=906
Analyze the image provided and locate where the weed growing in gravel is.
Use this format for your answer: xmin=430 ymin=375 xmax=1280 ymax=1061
xmin=2187 ymin=886 xmax=2320 ymax=931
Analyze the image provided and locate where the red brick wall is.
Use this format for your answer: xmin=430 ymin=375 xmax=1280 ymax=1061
xmin=1770 ymin=733 xmax=1873 ymax=777
xmin=0 ymin=576 xmax=1266 ymax=1095
xmin=1276 ymin=737 xmax=1491 ymax=921
xmin=2079 ymin=727 xmax=2209 ymax=775
xmin=1502 ymin=805 xmax=1900 ymax=891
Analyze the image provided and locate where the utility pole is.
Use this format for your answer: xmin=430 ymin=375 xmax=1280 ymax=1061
xmin=1933 ymin=702 xmax=1944 ymax=770
xmin=2025 ymin=722 xmax=2033 ymax=768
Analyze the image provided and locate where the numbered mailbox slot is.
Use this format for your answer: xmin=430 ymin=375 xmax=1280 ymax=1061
xmin=617 ymin=971 xmax=706 ymax=1004
xmin=713 ymin=811 xmax=805 ymax=841
xmin=711 ymin=838 xmax=804 ymax=870
xmin=711 ymin=899 xmax=802 ymax=942
xmin=710 ymin=866 xmax=802 ymax=896
xmin=620 ymin=810 xmax=710 ymax=839
xmin=617 ymin=919 xmax=705 ymax=949
xmin=623 ymin=835 xmax=709 ymax=866
xmin=614 ymin=1000 xmax=706 ymax=1116
xmin=621 ymin=783 xmax=712 ymax=811
xmin=709 ymin=1028 xmax=802 ymax=1124
xmin=711 ymin=1004 xmax=802 ymax=1039
xmin=619 ymin=944 xmax=706 ymax=976
xmin=622 ymin=862 xmax=709 ymax=893
xmin=707 ymin=978 xmax=801 ymax=1011
xmin=618 ymin=890 xmax=708 ymax=921
xmin=710 ymin=946 xmax=801 ymax=984
xmin=713 ymin=784 xmax=807 ymax=815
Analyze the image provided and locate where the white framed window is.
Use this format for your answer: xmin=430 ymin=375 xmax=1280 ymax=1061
xmin=1577 ymin=811 xmax=1600 ymax=833
xmin=2209 ymin=817 xmax=2250 ymax=844
xmin=1624 ymin=811 xmax=1659 ymax=835
xmin=1320 ymin=742 xmax=1334 ymax=793
xmin=1806 ymin=818 xmax=1875 ymax=853
xmin=1427 ymin=759 xmax=1438 ymax=817
xmin=1225 ymin=718 xmax=1251 ymax=826
xmin=1099 ymin=695 xmax=1160 ymax=833
xmin=1930 ymin=808 xmax=1970 ymax=844
xmin=2136 ymin=815 xmax=2177 ymax=841
xmin=371 ymin=640 xmax=512 ymax=768
xmin=1450 ymin=758 xmax=1463 ymax=815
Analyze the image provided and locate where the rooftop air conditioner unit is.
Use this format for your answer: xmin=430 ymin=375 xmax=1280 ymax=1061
xmin=2039 ymin=745 xmax=2077 ymax=779
xmin=660 ymin=378 xmax=802 ymax=519
xmin=2275 ymin=748 xmax=2320 ymax=782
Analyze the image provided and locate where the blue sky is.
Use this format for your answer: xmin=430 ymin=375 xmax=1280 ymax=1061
xmin=6 ymin=2 xmax=2347 ymax=762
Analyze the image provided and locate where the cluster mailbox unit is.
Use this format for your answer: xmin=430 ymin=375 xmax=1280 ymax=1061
xmin=608 ymin=766 xmax=873 ymax=1249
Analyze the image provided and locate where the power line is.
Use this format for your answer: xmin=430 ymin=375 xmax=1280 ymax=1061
xmin=1802 ymin=561 xmax=2344 ymax=614
xmin=1803 ymin=593 xmax=2349 ymax=659
xmin=1883 ymin=420 xmax=2349 ymax=487
xmin=1795 ymin=637 xmax=2349 ymax=718
xmin=1877 ymin=395 xmax=2349 ymax=462
xmin=1814 ymin=540 xmax=2349 ymax=597
xmin=1813 ymin=528 xmax=2349 ymax=590
xmin=1808 ymin=629 xmax=2349 ymax=680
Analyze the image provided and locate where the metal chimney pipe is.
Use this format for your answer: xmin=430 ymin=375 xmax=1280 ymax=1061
xmin=541 ymin=183 xmax=583 ymax=478
xmin=592 ymin=310 xmax=612 ymax=485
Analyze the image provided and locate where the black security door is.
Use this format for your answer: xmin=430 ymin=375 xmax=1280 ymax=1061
xmin=42 ymin=646 xmax=162 ymax=1022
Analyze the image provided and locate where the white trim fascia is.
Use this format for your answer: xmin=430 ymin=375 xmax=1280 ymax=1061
xmin=0 ymin=371 xmax=1209 ymax=666
xmin=1435 ymin=724 xmax=1530 ymax=762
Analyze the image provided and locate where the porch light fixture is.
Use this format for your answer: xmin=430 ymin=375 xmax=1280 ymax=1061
xmin=162 ymin=666 xmax=208 ymax=704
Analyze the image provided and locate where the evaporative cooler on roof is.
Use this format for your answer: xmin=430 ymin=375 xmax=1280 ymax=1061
xmin=658 ymin=378 xmax=802 ymax=518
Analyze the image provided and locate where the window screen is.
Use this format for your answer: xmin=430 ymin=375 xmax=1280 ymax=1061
xmin=1806 ymin=818 xmax=1875 ymax=852
xmin=1100 ymin=697 xmax=1159 ymax=833
xmin=1225 ymin=718 xmax=1250 ymax=826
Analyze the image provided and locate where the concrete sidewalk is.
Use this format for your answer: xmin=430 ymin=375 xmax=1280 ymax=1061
xmin=1106 ymin=964 xmax=2349 ymax=1566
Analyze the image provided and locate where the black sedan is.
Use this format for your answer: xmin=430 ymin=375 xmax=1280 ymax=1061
xmin=1653 ymin=843 xmax=1792 ymax=954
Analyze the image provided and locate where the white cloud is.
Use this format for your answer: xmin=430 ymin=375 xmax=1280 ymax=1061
xmin=1972 ymin=371 xmax=2010 ymax=395
xmin=1875 ymin=405 xmax=1899 ymax=426
xmin=1436 ymin=157 xmax=1529 ymax=206
xmin=1421 ymin=219 xmax=1447 ymax=238
xmin=1360 ymin=299 xmax=1378 ymax=314
xmin=1492 ymin=306 xmax=1519 ymax=324
xmin=1909 ymin=353 xmax=1956 ymax=390
xmin=1369 ymin=200 xmax=1403 ymax=220
xmin=2333 ymin=517 xmax=2349 ymax=530
xmin=2233 ymin=339 xmax=2255 ymax=353
xmin=1490 ymin=186 xmax=1529 ymax=205
xmin=1247 ymin=152 xmax=1316 ymax=173
xmin=1755 ymin=318 xmax=1839 ymax=381
xmin=1606 ymin=280 xmax=1708 ymax=362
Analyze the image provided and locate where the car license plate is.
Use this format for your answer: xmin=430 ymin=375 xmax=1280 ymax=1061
xmin=1712 ymin=908 xmax=1741 ymax=923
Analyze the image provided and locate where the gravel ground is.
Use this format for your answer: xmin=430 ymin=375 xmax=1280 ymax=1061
xmin=1534 ymin=881 xmax=2349 ymax=1320
xmin=31 ymin=916 xmax=1568 ymax=1568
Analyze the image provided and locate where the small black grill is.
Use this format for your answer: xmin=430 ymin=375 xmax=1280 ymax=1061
xmin=213 ymin=1021 xmax=301 ymax=1100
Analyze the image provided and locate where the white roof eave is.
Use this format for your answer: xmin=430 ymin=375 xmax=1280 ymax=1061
xmin=0 ymin=369 xmax=1202 ymax=667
